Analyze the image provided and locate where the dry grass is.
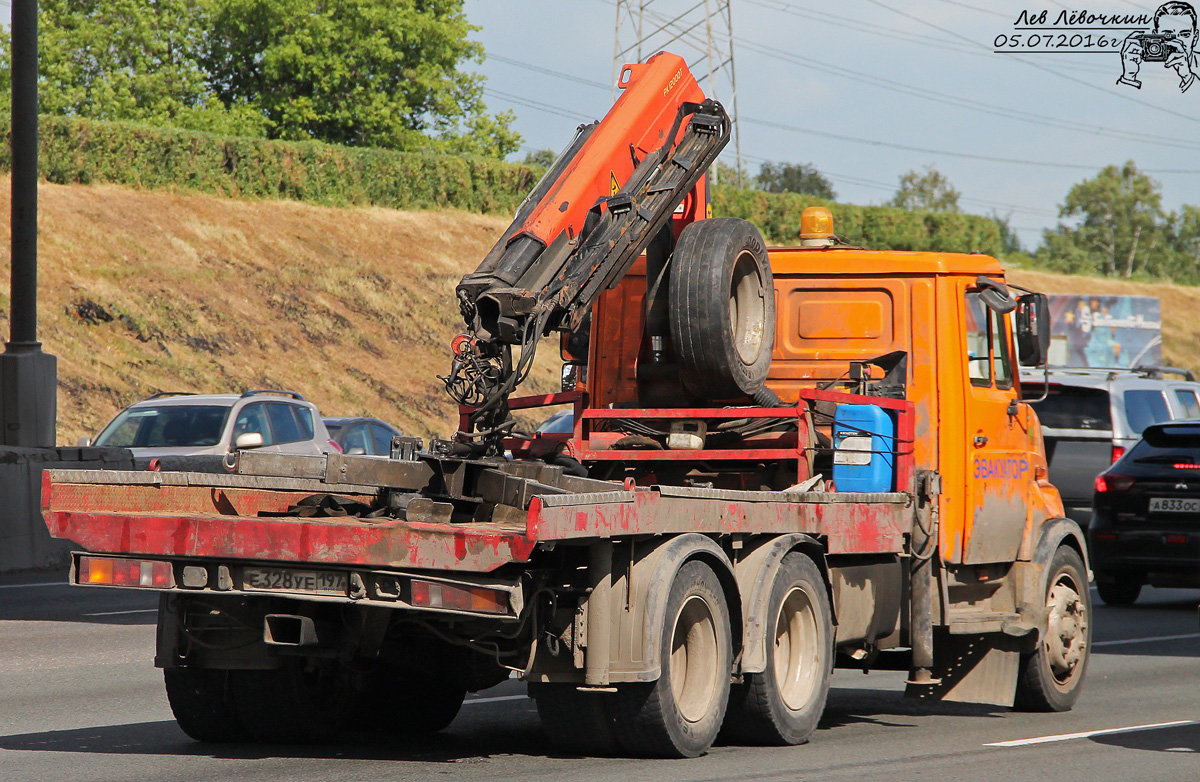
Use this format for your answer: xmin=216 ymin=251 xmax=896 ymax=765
xmin=1 ymin=179 xmax=1196 ymax=445
xmin=0 ymin=178 xmax=558 ymax=444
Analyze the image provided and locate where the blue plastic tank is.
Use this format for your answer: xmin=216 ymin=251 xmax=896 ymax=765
xmin=832 ymin=404 xmax=895 ymax=493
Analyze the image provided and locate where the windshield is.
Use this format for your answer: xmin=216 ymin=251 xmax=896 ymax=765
xmin=94 ymin=405 xmax=231 ymax=448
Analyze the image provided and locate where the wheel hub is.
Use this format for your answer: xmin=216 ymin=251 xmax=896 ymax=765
xmin=1045 ymin=577 xmax=1088 ymax=682
xmin=773 ymin=586 xmax=820 ymax=711
xmin=670 ymin=595 xmax=720 ymax=723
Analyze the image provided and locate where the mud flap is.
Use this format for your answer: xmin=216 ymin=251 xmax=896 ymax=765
xmin=905 ymin=631 xmax=1021 ymax=707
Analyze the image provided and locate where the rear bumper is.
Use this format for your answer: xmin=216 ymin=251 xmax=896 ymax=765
xmin=1088 ymin=526 xmax=1200 ymax=584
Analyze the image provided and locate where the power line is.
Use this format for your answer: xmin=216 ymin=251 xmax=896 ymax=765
xmin=488 ymin=54 xmax=611 ymax=91
xmin=741 ymin=115 xmax=1200 ymax=174
xmin=744 ymin=0 xmax=1111 ymax=75
xmin=483 ymin=53 xmax=1200 ymax=174
xmin=734 ymin=36 xmax=1200 ymax=152
xmin=929 ymin=0 xmax=1010 ymax=19
xmin=483 ymin=88 xmax=593 ymax=122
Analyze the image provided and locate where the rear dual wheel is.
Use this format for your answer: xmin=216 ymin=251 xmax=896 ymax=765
xmin=723 ymin=552 xmax=832 ymax=745
xmin=609 ymin=560 xmax=733 ymax=758
xmin=231 ymin=658 xmax=355 ymax=743
xmin=164 ymin=668 xmax=248 ymax=743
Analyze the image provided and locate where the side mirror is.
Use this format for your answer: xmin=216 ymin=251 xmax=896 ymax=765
xmin=1016 ymin=292 xmax=1050 ymax=367
xmin=234 ymin=432 xmax=265 ymax=450
xmin=77 ymin=436 xmax=92 ymax=447
xmin=346 ymin=446 xmax=367 ymax=456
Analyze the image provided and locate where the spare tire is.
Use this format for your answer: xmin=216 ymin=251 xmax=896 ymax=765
xmin=669 ymin=218 xmax=775 ymax=401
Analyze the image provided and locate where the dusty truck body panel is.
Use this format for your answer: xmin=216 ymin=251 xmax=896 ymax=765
xmin=39 ymin=53 xmax=1088 ymax=758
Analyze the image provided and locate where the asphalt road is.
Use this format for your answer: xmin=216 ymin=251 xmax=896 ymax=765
xmin=2 ymin=570 xmax=1198 ymax=782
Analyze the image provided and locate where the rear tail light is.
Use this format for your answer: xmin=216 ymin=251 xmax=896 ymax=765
xmin=327 ymin=439 xmax=343 ymax=453
xmin=1094 ymin=533 xmax=1118 ymax=541
xmin=410 ymin=579 xmax=508 ymax=614
xmin=1173 ymin=463 xmax=1200 ymax=470
xmin=78 ymin=556 xmax=174 ymax=588
xmin=1110 ymin=445 xmax=1126 ymax=464
xmin=1166 ymin=534 xmax=1188 ymax=545
xmin=1095 ymin=474 xmax=1135 ymax=492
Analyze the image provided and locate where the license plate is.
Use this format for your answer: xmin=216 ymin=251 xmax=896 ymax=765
xmin=1149 ymin=497 xmax=1200 ymax=514
xmin=243 ymin=567 xmax=348 ymax=595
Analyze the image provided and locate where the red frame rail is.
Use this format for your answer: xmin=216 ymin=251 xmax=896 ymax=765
xmin=463 ymin=387 xmax=917 ymax=493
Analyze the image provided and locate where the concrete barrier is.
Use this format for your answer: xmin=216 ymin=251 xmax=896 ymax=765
xmin=0 ymin=446 xmax=133 ymax=573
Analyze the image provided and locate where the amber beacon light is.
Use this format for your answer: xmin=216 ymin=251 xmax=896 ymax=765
xmin=799 ymin=206 xmax=835 ymax=248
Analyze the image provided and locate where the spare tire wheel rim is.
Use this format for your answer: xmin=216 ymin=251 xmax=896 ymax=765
xmin=730 ymin=250 xmax=766 ymax=366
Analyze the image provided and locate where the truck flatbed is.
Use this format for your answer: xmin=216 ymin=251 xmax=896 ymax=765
xmin=43 ymin=461 xmax=911 ymax=576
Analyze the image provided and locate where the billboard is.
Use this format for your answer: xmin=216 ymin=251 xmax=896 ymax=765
xmin=1046 ymin=295 xmax=1161 ymax=369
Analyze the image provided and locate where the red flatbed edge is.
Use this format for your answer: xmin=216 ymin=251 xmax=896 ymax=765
xmin=43 ymin=469 xmax=911 ymax=573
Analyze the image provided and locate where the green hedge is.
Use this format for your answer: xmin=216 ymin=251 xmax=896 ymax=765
xmin=713 ymin=186 xmax=1003 ymax=256
xmin=0 ymin=113 xmax=541 ymax=213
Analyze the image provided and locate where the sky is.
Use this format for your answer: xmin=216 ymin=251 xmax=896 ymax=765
xmin=463 ymin=0 xmax=1200 ymax=250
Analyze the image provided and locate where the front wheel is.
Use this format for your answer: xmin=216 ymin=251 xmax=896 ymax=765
xmin=611 ymin=559 xmax=733 ymax=757
xmin=1014 ymin=546 xmax=1091 ymax=711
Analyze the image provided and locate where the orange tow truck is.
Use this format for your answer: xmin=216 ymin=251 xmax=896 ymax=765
xmin=41 ymin=53 xmax=1088 ymax=758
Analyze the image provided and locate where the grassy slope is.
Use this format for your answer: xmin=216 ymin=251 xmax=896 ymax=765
xmin=0 ymin=178 xmax=544 ymax=444
xmin=0 ymin=178 xmax=1196 ymax=444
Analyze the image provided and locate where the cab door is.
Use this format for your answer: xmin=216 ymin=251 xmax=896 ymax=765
xmin=961 ymin=285 xmax=1028 ymax=564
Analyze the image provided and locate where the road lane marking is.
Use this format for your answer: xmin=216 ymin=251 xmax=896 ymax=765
xmin=0 ymin=581 xmax=70 ymax=590
xmin=82 ymin=609 xmax=159 ymax=617
xmin=463 ymin=695 xmax=528 ymax=705
xmin=985 ymin=720 xmax=1200 ymax=747
xmin=1093 ymin=632 xmax=1200 ymax=647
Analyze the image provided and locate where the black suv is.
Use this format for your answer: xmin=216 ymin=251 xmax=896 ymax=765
xmin=1024 ymin=367 xmax=1200 ymax=530
xmin=1089 ymin=420 xmax=1200 ymax=605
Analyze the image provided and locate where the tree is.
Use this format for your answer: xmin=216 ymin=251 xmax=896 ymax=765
xmin=522 ymin=148 xmax=557 ymax=169
xmin=755 ymin=161 xmax=835 ymax=199
xmin=0 ymin=0 xmax=517 ymax=155
xmin=713 ymin=159 xmax=750 ymax=189
xmin=202 ymin=0 xmax=519 ymax=154
xmin=1 ymin=0 xmax=265 ymax=136
xmin=990 ymin=211 xmax=1023 ymax=255
xmin=889 ymin=165 xmax=960 ymax=212
xmin=1042 ymin=161 xmax=1164 ymax=278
